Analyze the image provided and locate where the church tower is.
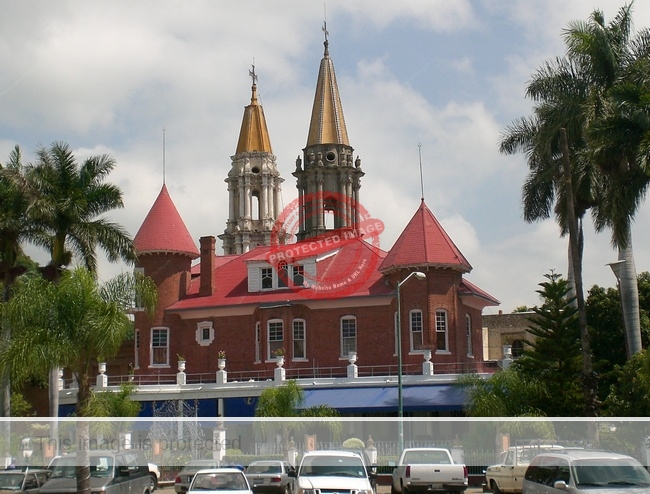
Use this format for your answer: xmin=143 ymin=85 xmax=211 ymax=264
xmin=220 ymin=66 xmax=283 ymax=254
xmin=294 ymin=25 xmax=364 ymax=241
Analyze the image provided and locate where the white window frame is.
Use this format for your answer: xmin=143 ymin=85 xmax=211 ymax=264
xmin=435 ymin=310 xmax=449 ymax=353
xmin=267 ymin=319 xmax=284 ymax=360
xmin=409 ymin=309 xmax=424 ymax=353
xmin=195 ymin=321 xmax=214 ymax=347
xmin=466 ymin=314 xmax=474 ymax=357
xmin=260 ymin=265 xmax=307 ymax=291
xmin=293 ymin=319 xmax=306 ymax=360
xmin=340 ymin=316 xmax=357 ymax=358
xmin=150 ymin=327 xmax=169 ymax=367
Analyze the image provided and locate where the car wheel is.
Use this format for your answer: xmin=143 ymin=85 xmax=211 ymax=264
xmin=490 ymin=480 xmax=502 ymax=494
xmin=149 ymin=474 xmax=158 ymax=492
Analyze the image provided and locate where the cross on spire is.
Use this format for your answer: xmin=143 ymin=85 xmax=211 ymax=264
xmin=249 ymin=63 xmax=257 ymax=86
xmin=322 ymin=21 xmax=329 ymax=56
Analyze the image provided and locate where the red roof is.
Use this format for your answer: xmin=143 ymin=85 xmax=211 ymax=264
xmin=459 ymin=278 xmax=500 ymax=306
xmin=133 ymin=184 xmax=199 ymax=258
xmin=380 ymin=200 xmax=472 ymax=274
xmin=168 ymin=238 xmax=391 ymax=311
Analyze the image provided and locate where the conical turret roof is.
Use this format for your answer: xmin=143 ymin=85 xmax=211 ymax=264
xmin=306 ymin=38 xmax=350 ymax=146
xmin=380 ymin=200 xmax=472 ymax=273
xmin=236 ymin=80 xmax=272 ymax=154
xmin=133 ymin=184 xmax=199 ymax=258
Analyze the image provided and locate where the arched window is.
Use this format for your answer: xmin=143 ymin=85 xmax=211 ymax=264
xmin=293 ymin=319 xmax=306 ymax=359
xmin=409 ymin=309 xmax=423 ymax=352
xmin=267 ymin=319 xmax=284 ymax=360
xmin=340 ymin=316 xmax=357 ymax=358
xmin=150 ymin=327 xmax=169 ymax=366
xmin=512 ymin=339 xmax=525 ymax=358
xmin=435 ymin=310 xmax=449 ymax=353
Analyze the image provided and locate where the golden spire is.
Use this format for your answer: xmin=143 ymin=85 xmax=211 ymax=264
xmin=306 ymin=23 xmax=350 ymax=147
xmin=236 ymin=64 xmax=273 ymax=154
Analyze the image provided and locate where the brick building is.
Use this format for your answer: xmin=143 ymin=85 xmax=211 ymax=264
xmin=119 ymin=33 xmax=500 ymax=417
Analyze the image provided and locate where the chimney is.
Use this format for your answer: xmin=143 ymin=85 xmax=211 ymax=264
xmin=199 ymin=236 xmax=216 ymax=296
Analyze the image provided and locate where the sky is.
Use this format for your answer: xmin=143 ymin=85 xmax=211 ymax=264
xmin=2 ymin=0 xmax=650 ymax=314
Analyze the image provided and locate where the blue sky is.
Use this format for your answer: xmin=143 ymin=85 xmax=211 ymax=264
xmin=2 ymin=1 xmax=649 ymax=313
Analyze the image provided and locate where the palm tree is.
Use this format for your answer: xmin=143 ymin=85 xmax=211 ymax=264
xmin=255 ymin=380 xmax=341 ymax=458
xmin=0 ymin=267 xmax=156 ymax=494
xmin=562 ymin=3 xmax=650 ymax=357
xmin=26 ymin=141 xmax=137 ymax=280
xmin=499 ymin=56 xmax=599 ymax=416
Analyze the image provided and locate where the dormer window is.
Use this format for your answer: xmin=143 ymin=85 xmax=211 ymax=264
xmin=247 ymin=258 xmax=316 ymax=292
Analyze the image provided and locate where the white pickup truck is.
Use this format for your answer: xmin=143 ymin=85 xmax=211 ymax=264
xmin=291 ymin=450 xmax=376 ymax=494
xmin=391 ymin=447 xmax=468 ymax=494
xmin=485 ymin=445 xmax=564 ymax=494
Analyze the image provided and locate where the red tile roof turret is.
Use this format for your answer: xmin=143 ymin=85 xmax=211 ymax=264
xmin=380 ymin=200 xmax=471 ymax=274
xmin=133 ymin=184 xmax=199 ymax=258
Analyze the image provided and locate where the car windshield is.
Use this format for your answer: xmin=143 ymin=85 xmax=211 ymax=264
xmin=573 ymin=458 xmax=650 ymax=486
xmin=50 ymin=456 xmax=114 ymax=478
xmin=246 ymin=464 xmax=281 ymax=474
xmin=0 ymin=474 xmax=25 ymax=490
xmin=299 ymin=456 xmax=366 ymax=478
xmin=191 ymin=472 xmax=247 ymax=491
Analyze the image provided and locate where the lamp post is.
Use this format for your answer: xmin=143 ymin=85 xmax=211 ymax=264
xmin=396 ymin=270 xmax=426 ymax=456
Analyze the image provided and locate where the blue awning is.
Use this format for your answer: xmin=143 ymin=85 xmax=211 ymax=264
xmin=299 ymin=385 xmax=466 ymax=413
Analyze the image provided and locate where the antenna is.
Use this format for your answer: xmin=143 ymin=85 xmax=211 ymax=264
xmin=418 ymin=143 xmax=424 ymax=201
xmin=162 ymin=127 xmax=166 ymax=185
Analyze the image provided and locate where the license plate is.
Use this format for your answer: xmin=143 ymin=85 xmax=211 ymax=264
xmin=429 ymin=484 xmax=442 ymax=490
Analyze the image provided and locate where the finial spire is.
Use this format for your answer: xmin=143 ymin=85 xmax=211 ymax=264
xmin=418 ymin=143 xmax=424 ymax=201
xmin=249 ymin=62 xmax=257 ymax=87
xmin=162 ymin=127 xmax=166 ymax=185
xmin=322 ymin=20 xmax=329 ymax=56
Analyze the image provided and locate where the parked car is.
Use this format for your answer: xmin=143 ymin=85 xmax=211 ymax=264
xmin=186 ymin=468 xmax=252 ymax=494
xmin=522 ymin=449 xmax=650 ymax=494
xmin=486 ymin=444 xmax=565 ymax=493
xmin=148 ymin=463 xmax=160 ymax=492
xmin=175 ymin=460 xmax=224 ymax=494
xmin=290 ymin=450 xmax=375 ymax=494
xmin=40 ymin=450 xmax=151 ymax=494
xmin=244 ymin=460 xmax=295 ymax=494
xmin=0 ymin=469 xmax=51 ymax=493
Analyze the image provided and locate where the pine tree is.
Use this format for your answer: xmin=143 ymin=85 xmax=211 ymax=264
xmin=513 ymin=271 xmax=585 ymax=415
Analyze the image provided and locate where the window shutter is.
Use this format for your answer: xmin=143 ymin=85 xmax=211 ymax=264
xmin=248 ymin=266 xmax=260 ymax=292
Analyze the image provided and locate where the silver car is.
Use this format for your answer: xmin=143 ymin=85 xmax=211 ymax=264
xmin=522 ymin=449 xmax=650 ymax=494
xmin=245 ymin=460 xmax=295 ymax=494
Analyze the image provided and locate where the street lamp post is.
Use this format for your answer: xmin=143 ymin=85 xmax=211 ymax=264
xmin=396 ymin=270 xmax=426 ymax=456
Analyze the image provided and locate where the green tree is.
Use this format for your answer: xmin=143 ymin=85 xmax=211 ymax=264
xmin=456 ymin=368 xmax=547 ymax=417
xmin=513 ymin=272 xmax=585 ymax=416
xmin=27 ymin=141 xmax=137 ymax=280
xmin=0 ymin=267 xmax=156 ymax=494
xmin=601 ymin=351 xmax=650 ymax=416
xmin=564 ymin=4 xmax=650 ymax=358
xmin=587 ymin=272 xmax=650 ymax=404
xmin=255 ymin=380 xmax=341 ymax=457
